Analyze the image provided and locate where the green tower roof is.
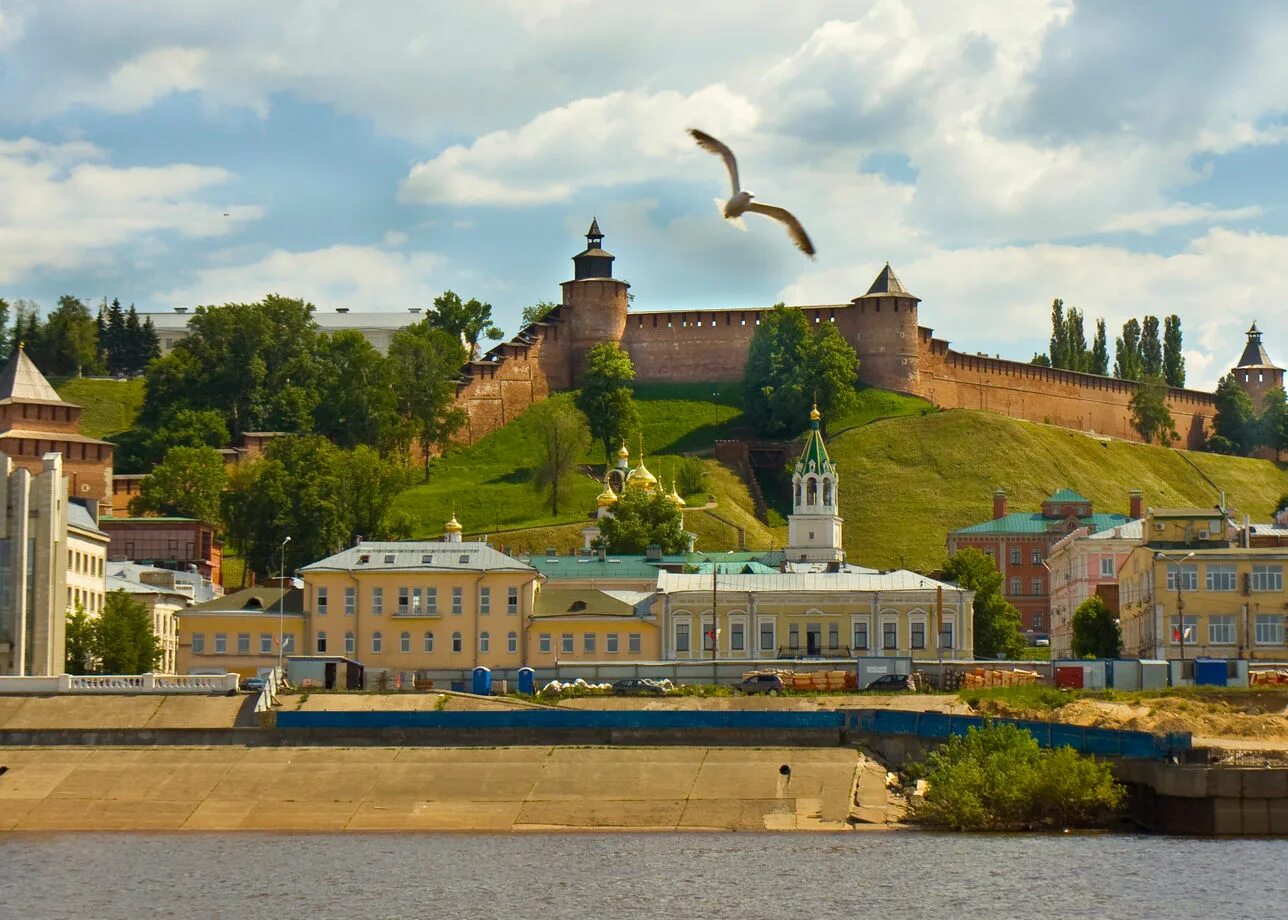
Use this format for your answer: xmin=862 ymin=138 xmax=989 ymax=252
xmin=793 ymin=405 xmax=836 ymax=479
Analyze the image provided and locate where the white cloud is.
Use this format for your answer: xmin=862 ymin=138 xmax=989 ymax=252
xmin=80 ymin=47 xmax=208 ymax=114
xmin=0 ymin=136 xmax=261 ymax=285
xmin=156 ymin=244 xmax=442 ymax=311
xmin=1101 ymin=205 xmax=1263 ymax=236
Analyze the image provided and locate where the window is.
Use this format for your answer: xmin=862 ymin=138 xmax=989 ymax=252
xmin=452 ymin=587 xmax=463 ymax=616
xmin=1251 ymin=564 xmax=1284 ymax=592
xmin=1168 ymin=615 xmax=1199 ymax=644
xmin=1166 ymin=564 xmax=1199 ymax=592
xmin=316 ymin=587 xmax=328 ymax=615
xmin=214 ymin=633 xmax=227 ymax=654
xmin=703 ymin=619 xmax=715 ymax=652
xmin=1100 ymin=557 xmax=1116 ymax=578
xmin=759 ymin=621 xmax=775 ymax=652
xmin=853 ymin=621 xmax=869 ymax=651
xmin=451 ymin=632 xmax=462 ymax=653
xmin=675 ymin=623 xmax=690 ymax=653
xmin=1255 ymin=615 xmax=1284 ymax=646
xmin=372 ymin=631 xmax=383 ymax=654
xmin=1032 ymin=612 xmax=1044 ymax=630
xmin=606 ymin=633 xmax=619 ymax=654
xmin=629 ymin=633 xmax=642 ymax=654
xmin=940 ymin=621 xmax=954 ymax=649
xmin=1208 ymin=616 xmax=1236 ymax=645
xmin=344 ymin=587 xmax=356 ymax=616
xmin=1031 ymin=578 xmax=1043 ymax=596
xmin=561 ymin=633 xmax=574 ymax=654
xmin=1206 ymin=564 xmax=1237 ymax=592
xmin=539 ymin=634 xmax=552 ymax=654
xmin=1031 ymin=550 xmax=1042 ymax=565
xmin=883 ymin=622 xmax=898 ymax=650
xmin=788 ymin=624 xmax=800 ymax=649
xmin=507 ymin=587 xmax=519 ymax=614
xmin=1009 ymin=577 xmax=1021 ymax=595
xmin=1010 ymin=548 xmax=1021 ymax=565
xmin=583 ymin=633 xmax=596 ymax=654
xmin=400 ymin=631 xmax=411 ymax=653
xmin=344 ymin=631 xmax=355 ymax=655
xmin=259 ymin=633 xmax=272 ymax=654
xmin=282 ymin=635 xmax=294 ymax=653
xmin=507 ymin=631 xmax=518 ymax=653
xmin=480 ymin=632 xmax=490 ymax=653
xmin=426 ymin=588 xmax=438 ymax=615
xmin=731 ymin=622 xmax=745 ymax=652
xmin=827 ymin=622 xmax=839 ymax=650
xmin=910 ymin=622 xmax=925 ymax=649
xmin=316 ymin=632 xmax=327 ymax=654
xmin=372 ymin=587 xmax=383 ymax=616
xmin=192 ymin=633 xmax=205 ymax=654
xmin=398 ymin=588 xmax=409 ymax=615
xmin=423 ymin=631 xmax=434 ymax=653
xmin=480 ymin=587 xmax=491 ymax=615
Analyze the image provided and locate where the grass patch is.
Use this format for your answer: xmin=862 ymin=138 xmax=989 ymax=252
xmin=51 ymin=376 xmax=145 ymax=439
xmin=960 ymin=685 xmax=1075 ymax=712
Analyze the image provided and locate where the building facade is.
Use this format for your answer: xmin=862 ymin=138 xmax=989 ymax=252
xmin=176 ymin=583 xmax=304 ymax=677
xmin=100 ymin=516 xmax=223 ymax=586
xmin=1046 ymin=519 xmax=1143 ymax=658
xmin=66 ymin=501 xmax=109 ymax=620
xmin=107 ymin=574 xmax=188 ymax=673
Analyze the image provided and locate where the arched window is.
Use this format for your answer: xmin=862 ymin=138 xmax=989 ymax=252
xmin=794 ymin=481 xmax=802 ymax=506
xmin=400 ymin=631 xmax=410 ymax=653
xmin=316 ymin=631 xmax=327 ymax=654
xmin=451 ymin=632 xmax=462 ymax=653
xmin=806 ymin=477 xmax=818 ymax=506
xmin=479 ymin=631 xmax=490 ymax=653
xmin=371 ymin=631 xmax=382 ymax=654
xmin=507 ymin=631 xmax=518 ymax=653
xmin=822 ymin=478 xmax=832 ymax=506
xmin=344 ymin=631 xmax=355 ymax=655
xmin=423 ymin=631 xmax=434 ymax=652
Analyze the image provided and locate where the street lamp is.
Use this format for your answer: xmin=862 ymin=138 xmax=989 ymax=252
xmin=277 ymin=535 xmax=292 ymax=676
xmin=1155 ymin=550 xmax=1195 ymax=660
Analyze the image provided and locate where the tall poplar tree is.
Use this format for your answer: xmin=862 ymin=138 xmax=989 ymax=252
xmin=1091 ymin=319 xmax=1109 ymax=375
xmin=1139 ymin=315 xmax=1162 ymax=379
xmin=1048 ymin=299 xmax=1068 ymax=370
xmin=1163 ymin=314 xmax=1185 ymax=387
xmin=1114 ymin=318 xmax=1143 ymax=380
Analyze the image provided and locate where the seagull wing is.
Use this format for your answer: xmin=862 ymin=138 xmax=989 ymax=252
xmin=689 ymin=128 xmax=740 ymax=195
xmin=746 ymin=201 xmax=816 ymax=258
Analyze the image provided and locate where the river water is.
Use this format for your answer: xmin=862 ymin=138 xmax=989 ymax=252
xmin=1 ymin=832 xmax=1284 ymax=920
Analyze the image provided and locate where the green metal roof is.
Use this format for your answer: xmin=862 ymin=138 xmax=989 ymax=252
xmin=526 ymin=555 xmax=685 ymax=580
xmin=794 ymin=414 xmax=835 ymax=479
xmin=953 ymin=511 xmax=1131 ymax=536
xmin=1044 ymin=488 xmax=1090 ymax=504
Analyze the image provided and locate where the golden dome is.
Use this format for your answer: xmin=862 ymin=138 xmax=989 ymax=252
xmin=444 ymin=514 xmax=463 ymax=533
xmin=667 ymin=480 xmax=687 ymax=507
xmin=617 ymin=442 xmax=630 ymax=461
xmin=596 ymin=480 xmax=619 ymax=508
xmin=625 ymin=457 xmax=658 ymax=491
xmin=809 ymin=403 xmax=821 ymax=422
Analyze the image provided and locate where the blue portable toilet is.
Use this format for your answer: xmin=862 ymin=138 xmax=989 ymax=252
xmin=1194 ymin=658 xmax=1228 ymax=687
xmin=518 ymin=667 xmax=536 ymax=695
xmin=472 ymin=666 xmax=493 ymax=695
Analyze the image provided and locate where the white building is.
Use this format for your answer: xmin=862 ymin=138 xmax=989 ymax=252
xmin=66 ymin=501 xmax=109 ymax=619
xmin=1 ymin=452 xmax=69 ymax=675
xmin=786 ymin=405 xmax=844 ymax=564
xmin=141 ymin=307 xmax=423 ymax=355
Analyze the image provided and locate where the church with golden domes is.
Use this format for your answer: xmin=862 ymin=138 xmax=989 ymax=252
xmin=583 ymin=439 xmax=689 ymax=551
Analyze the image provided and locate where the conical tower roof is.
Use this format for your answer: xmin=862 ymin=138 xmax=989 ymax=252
xmin=0 ymin=346 xmax=66 ymax=405
xmin=793 ymin=404 xmax=836 ymax=479
xmin=857 ymin=262 xmax=920 ymax=301
xmin=1236 ymin=322 xmax=1280 ymax=369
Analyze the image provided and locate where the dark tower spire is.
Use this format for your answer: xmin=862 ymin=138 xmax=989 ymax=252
xmin=573 ymin=217 xmax=614 ymax=280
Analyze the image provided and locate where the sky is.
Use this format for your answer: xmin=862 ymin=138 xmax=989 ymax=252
xmin=3 ymin=0 xmax=1288 ymax=390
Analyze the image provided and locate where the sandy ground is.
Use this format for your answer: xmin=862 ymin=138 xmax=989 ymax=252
xmin=0 ymin=745 xmax=865 ymax=832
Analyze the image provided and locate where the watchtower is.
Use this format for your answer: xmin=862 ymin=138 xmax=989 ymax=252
xmin=848 ymin=263 xmax=921 ymax=395
xmin=558 ymin=218 xmax=629 ymax=386
xmin=1232 ymin=322 xmax=1284 ymax=412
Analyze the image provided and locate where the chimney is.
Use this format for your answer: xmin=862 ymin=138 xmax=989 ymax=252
xmin=1129 ymin=489 xmax=1144 ymax=520
xmin=992 ymin=489 xmax=1007 ymax=520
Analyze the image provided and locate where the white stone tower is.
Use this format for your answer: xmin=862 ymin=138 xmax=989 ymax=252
xmin=786 ymin=405 xmax=843 ymax=563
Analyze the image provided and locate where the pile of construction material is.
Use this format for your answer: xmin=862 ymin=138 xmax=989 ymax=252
xmin=743 ymin=669 xmax=857 ymax=692
xmin=962 ymin=667 xmax=1042 ymax=688
xmin=1250 ymin=669 xmax=1288 ymax=686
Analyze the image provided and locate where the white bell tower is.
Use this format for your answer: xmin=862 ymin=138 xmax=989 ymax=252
xmin=786 ymin=404 xmax=844 ymax=563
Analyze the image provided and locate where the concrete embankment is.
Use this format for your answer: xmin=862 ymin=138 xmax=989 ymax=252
xmin=0 ymin=746 xmax=864 ymax=832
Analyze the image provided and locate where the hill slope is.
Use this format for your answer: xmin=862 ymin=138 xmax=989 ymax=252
xmin=51 ymin=377 xmax=145 ymax=439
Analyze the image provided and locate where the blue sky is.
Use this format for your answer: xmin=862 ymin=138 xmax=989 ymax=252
xmin=3 ymin=0 xmax=1288 ymax=389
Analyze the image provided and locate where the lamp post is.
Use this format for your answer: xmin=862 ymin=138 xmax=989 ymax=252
xmin=276 ymin=535 xmax=291 ymax=676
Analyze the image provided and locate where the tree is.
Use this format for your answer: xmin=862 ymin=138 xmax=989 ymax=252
xmin=428 ymin=290 xmax=503 ymax=357
xmin=521 ymin=301 xmax=559 ymax=327
xmin=1048 ymin=299 xmax=1068 ymax=370
xmin=0 ymin=297 xmax=9 ymax=363
xmin=338 ymin=445 xmax=412 ymax=545
xmin=129 ymin=446 xmax=227 ymax=524
xmin=1139 ymin=315 xmax=1162 ymax=379
xmin=744 ymin=304 xmax=859 ymax=437
xmin=65 ymin=605 xmax=97 ymax=674
xmin=1062 ymin=306 xmax=1090 ymax=372
xmin=674 ymin=456 xmax=710 ymax=498
xmin=942 ymin=547 xmax=1024 ymax=659
xmin=103 ymin=298 xmax=128 ymax=374
xmin=1091 ymin=319 xmax=1109 ymax=376
xmin=1114 ymin=318 xmax=1143 ymax=380
xmin=388 ymin=321 xmax=468 ymax=478
xmin=313 ymin=330 xmax=403 ymax=451
xmin=1030 ymin=353 xmax=1052 ymax=367
xmin=40 ymin=295 xmax=99 ymax=376
xmin=1129 ymin=374 xmax=1177 ymax=445
xmin=1163 ymin=314 xmax=1185 ymax=387
xmin=1071 ymin=595 xmax=1122 ymax=659
xmin=598 ymin=488 xmax=688 ymax=554
xmin=97 ymin=590 xmax=162 ymax=674
xmin=1212 ymin=373 xmax=1257 ymax=455
xmin=113 ymin=407 xmax=230 ymax=473
xmin=575 ymin=342 xmax=639 ymax=463
xmin=529 ymin=399 xmax=590 ymax=516
xmin=1258 ymin=387 xmax=1288 ymax=460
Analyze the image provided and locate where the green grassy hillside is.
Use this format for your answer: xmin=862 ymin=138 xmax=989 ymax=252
xmin=836 ymin=409 xmax=1288 ymax=572
xmin=51 ymin=377 xmax=145 ymax=439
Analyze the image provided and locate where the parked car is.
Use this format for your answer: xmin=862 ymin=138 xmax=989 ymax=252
xmin=242 ymin=676 xmax=267 ymax=693
xmin=865 ymin=673 xmax=915 ymax=692
xmin=738 ymin=674 xmax=785 ymax=695
xmin=611 ymin=678 xmax=665 ymax=695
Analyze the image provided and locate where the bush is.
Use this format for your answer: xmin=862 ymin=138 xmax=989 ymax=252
xmin=675 ymin=456 xmax=710 ymax=497
xmin=912 ymin=722 xmax=1123 ymax=831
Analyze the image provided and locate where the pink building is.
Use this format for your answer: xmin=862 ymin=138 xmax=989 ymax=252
xmin=1046 ymin=518 xmax=1143 ymax=658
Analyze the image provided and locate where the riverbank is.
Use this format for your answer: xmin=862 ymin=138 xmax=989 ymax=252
xmin=0 ymin=745 xmax=874 ymax=832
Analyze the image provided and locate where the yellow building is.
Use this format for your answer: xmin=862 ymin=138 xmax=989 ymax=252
xmin=1118 ymin=510 xmax=1288 ymax=660
xmin=298 ymin=533 xmax=539 ymax=680
xmin=528 ymin=586 xmax=661 ymax=665
xmin=176 ymin=583 xmax=305 ymax=677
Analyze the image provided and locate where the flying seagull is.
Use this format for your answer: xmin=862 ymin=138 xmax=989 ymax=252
xmin=688 ymin=128 xmax=815 ymax=258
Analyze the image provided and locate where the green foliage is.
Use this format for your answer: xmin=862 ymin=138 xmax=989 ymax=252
xmin=1048 ymin=299 xmax=1067 ymax=369
xmin=27 ymin=296 xmax=101 ymax=376
xmin=675 ymin=456 xmax=710 ymax=497
xmin=96 ymin=591 xmax=163 ymax=674
xmin=1030 ymin=352 xmax=1051 ymax=367
xmin=388 ymin=320 xmax=469 ymax=477
xmin=576 ymin=342 xmax=639 ymax=463
xmin=114 ymin=407 xmax=230 ymax=473
xmin=1257 ymin=387 xmax=1288 ymax=457
xmin=1129 ymin=374 xmax=1177 ymax=445
xmin=1071 ymin=595 xmax=1122 ymax=658
xmin=1139 ymin=315 xmax=1162 ymax=378
xmin=744 ymin=304 xmax=859 ymax=437
xmin=912 ymin=722 xmax=1124 ymax=831
xmin=313 ymin=330 xmax=405 ymax=451
xmin=1213 ymin=372 xmax=1258 ymax=455
xmin=1114 ymin=318 xmax=1143 ymax=381
xmin=598 ymin=488 xmax=688 ymax=554
xmin=1091 ymin=319 xmax=1109 ymax=376
xmin=128 ymin=445 xmax=227 ymax=524
xmin=529 ymin=399 xmax=591 ymax=516
xmin=521 ymin=300 xmax=559 ymax=327
xmin=1163 ymin=314 xmax=1185 ymax=387
xmin=427 ymin=290 xmax=502 ymax=356
xmin=0 ymin=298 xmax=9 ymax=363
xmin=64 ymin=605 xmax=97 ymax=674
xmin=943 ymin=548 xmax=1024 ymax=659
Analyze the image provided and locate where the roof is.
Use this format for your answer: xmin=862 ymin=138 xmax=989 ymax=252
xmin=0 ymin=348 xmax=65 ymax=404
xmin=858 ymin=263 xmax=919 ymax=301
xmin=953 ymin=511 xmax=1132 ymax=536
xmin=100 ymin=516 xmax=205 ymax=525
xmin=185 ymin=585 xmax=304 ymax=615
xmin=1237 ymin=323 xmax=1280 ymax=368
xmin=533 ymin=587 xmax=653 ymax=619
xmin=1045 ymin=488 xmax=1090 ymax=504
xmin=655 ymin=569 xmax=969 ymax=595
xmin=1088 ymin=519 xmax=1145 ymax=541
xmin=794 ymin=409 xmax=835 ymax=480
xmin=301 ymin=541 xmax=533 ymax=574
xmin=106 ymin=574 xmax=188 ymax=599
xmin=1149 ymin=508 xmax=1226 ymax=519
xmin=67 ymin=501 xmax=107 ymax=538
xmin=526 ymin=555 xmax=685 ymax=581
xmin=692 ymin=561 xmax=782 ymax=575
xmin=0 ymin=429 xmax=112 ymax=446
